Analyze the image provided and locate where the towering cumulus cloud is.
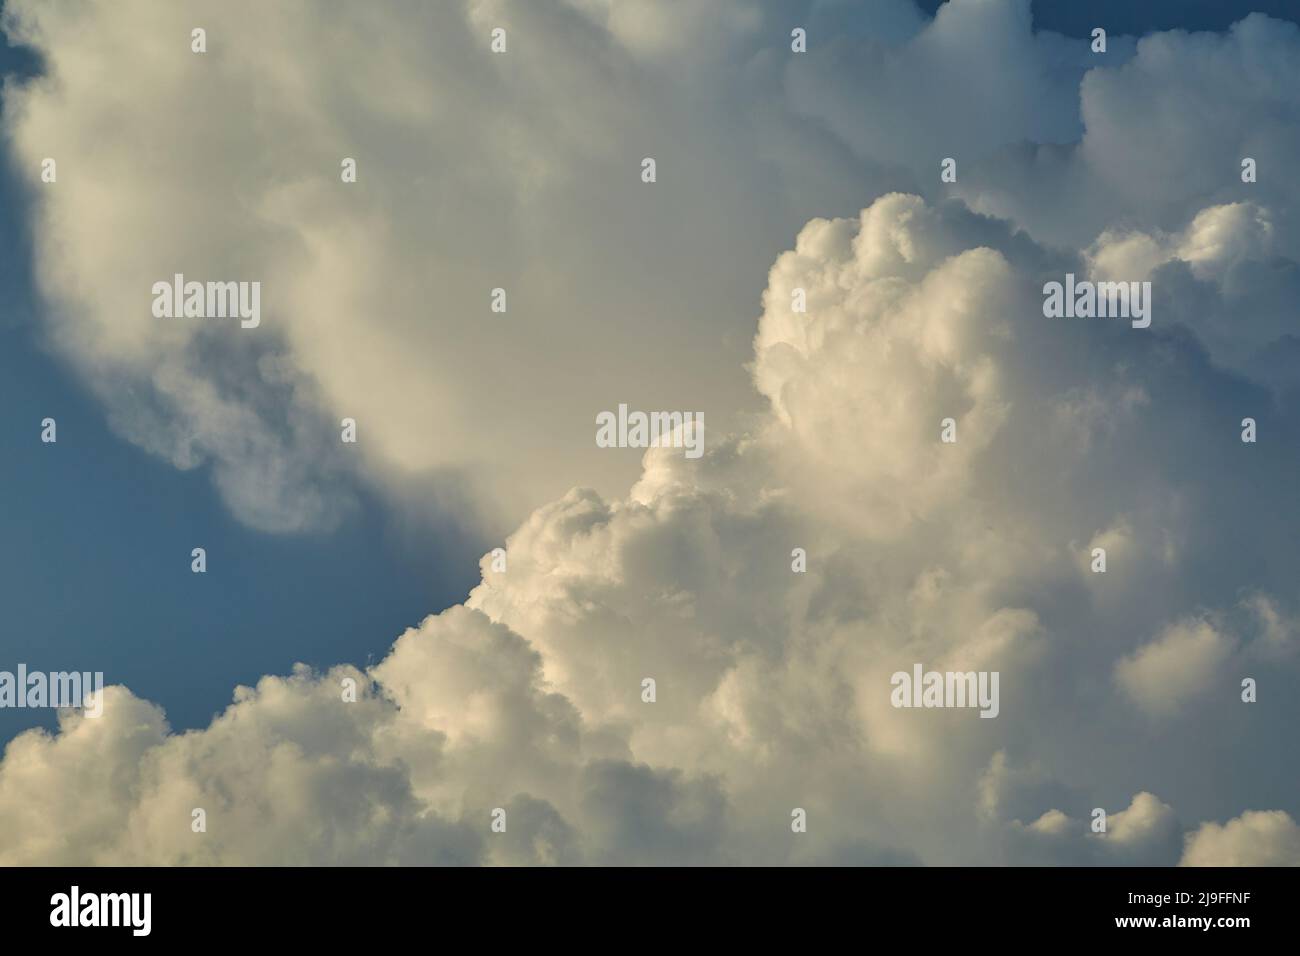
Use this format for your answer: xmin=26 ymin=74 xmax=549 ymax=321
xmin=2 ymin=191 xmax=1297 ymax=864
xmin=1 ymin=1 xmax=1298 ymax=864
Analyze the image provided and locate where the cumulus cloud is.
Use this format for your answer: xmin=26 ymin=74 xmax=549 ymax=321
xmin=6 ymin=0 xmax=1300 ymax=533
xmin=1181 ymin=810 xmax=1300 ymax=866
xmin=958 ymin=14 xmax=1300 ymax=245
xmin=12 ymin=0 xmax=1300 ymax=538
xmin=1115 ymin=617 xmax=1237 ymax=718
xmin=784 ymin=0 xmax=1120 ymax=171
xmin=1084 ymin=202 xmax=1300 ymax=385
xmin=994 ymin=789 xmax=1182 ymax=866
xmin=0 ymin=0 xmax=895 ymax=534
xmin=2 ymin=2 xmax=1298 ymax=865
xmin=2 ymin=185 xmax=1297 ymax=864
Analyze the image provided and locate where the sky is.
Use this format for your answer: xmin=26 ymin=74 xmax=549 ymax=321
xmin=0 ymin=0 xmax=1297 ymax=866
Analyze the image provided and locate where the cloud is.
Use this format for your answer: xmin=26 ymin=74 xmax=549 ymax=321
xmin=1181 ymin=810 xmax=1300 ymax=866
xmin=1114 ymin=617 xmax=1236 ymax=718
xmin=6 ymin=1 xmax=1299 ymax=535
xmin=945 ymin=13 xmax=1300 ymax=389
xmin=958 ymin=14 xmax=1300 ymax=247
xmin=978 ymin=753 xmax=1182 ymax=865
xmin=0 ymin=678 xmax=480 ymax=865
xmin=2 ymin=186 xmax=1296 ymax=864
xmin=0 ymin=0 xmax=891 ymax=534
xmin=1083 ymin=202 xmax=1300 ymax=386
xmin=2 ymin=3 xmax=1299 ymax=865
xmin=784 ymin=0 xmax=1119 ymax=171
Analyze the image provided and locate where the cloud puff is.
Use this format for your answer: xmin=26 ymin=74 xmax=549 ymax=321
xmin=993 ymin=789 xmax=1183 ymax=866
xmin=3 ymin=187 xmax=1297 ymax=864
xmin=3 ymin=3 xmax=1299 ymax=865
xmin=958 ymin=14 xmax=1300 ymax=248
xmin=1181 ymin=810 xmax=1300 ymax=866
xmin=1114 ymin=617 xmax=1236 ymax=718
xmin=784 ymin=0 xmax=1119 ymax=171
xmin=1084 ymin=202 xmax=1300 ymax=386
xmin=752 ymin=194 xmax=1017 ymax=536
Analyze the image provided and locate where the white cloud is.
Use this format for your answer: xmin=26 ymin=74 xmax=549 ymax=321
xmin=5 ymin=2 xmax=1300 ymax=537
xmin=1106 ymin=792 xmax=1181 ymax=858
xmin=1 ymin=191 xmax=1293 ymax=864
xmin=959 ymin=14 xmax=1300 ymax=249
xmin=1181 ymin=810 xmax=1300 ymax=866
xmin=1115 ymin=618 xmax=1236 ymax=718
xmin=0 ymin=0 xmax=869 ymax=533
xmin=3 ymin=3 xmax=1300 ymax=865
xmin=784 ymin=0 xmax=1111 ymax=172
